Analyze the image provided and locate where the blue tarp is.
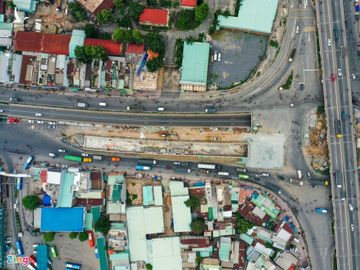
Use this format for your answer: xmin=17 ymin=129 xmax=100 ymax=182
xmin=42 ymin=194 xmax=51 ymax=206
xmin=355 ymin=4 xmax=360 ymax=12
xmin=40 ymin=208 xmax=84 ymax=232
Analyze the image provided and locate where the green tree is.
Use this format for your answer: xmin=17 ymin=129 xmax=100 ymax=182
xmin=7 ymin=1 xmax=16 ymax=9
xmin=234 ymin=212 xmax=253 ymax=234
xmin=78 ymin=231 xmax=88 ymax=242
xmin=146 ymin=58 xmax=162 ymax=72
xmin=190 ymin=219 xmax=206 ymax=234
xmin=175 ymin=10 xmax=199 ymax=30
xmin=175 ymin=38 xmax=184 ymax=68
xmin=75 ymin=45 xmax=108 ymax=63
xmin=145 ymin=263 xmax=153 ymax=270
xmin=68 ymin=2 xmax=87 ymax=22
xmin=112 ymin=28 xmax=132 ymax=43
xmin=43 ymin=232 xmax=55 ymax=242
xmin=317 ymin=105 xmax=325 ymax=114
xmin=94 ymin=215 xmax=111 ymax=235
xmin=84 ymin=24 xmax=98 ymax=38
xmin=184 ymin=196 xmax=200 ymax=208
xmin=96 ymin=9 xmax=113 ymax=25
xmin=74 ymin=46 xmax=91 ymax=63
xmin=69 ymin=232 xmax=78 ymax=239
xmin=128 ymin=2 xmax=144 ymax=20
xmin=132 ymin=30 xmax=144 ymax=44
xmin=144 ymin=32 xmax=165 ymax=55
xmin=22 ymin=195 xmax=39 ymax=210
xmin=195 ymin=3 xmax=209 ymax=22
xmin=113 ymin=0 xmax=125 ymax=10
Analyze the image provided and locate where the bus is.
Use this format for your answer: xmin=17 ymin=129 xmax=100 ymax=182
xmin=65 ymin=262 xmax=81 ymax=269
xmin=23 ymin=155 xmax=34 ymax=170
xmin=135 ymin=165 xmax=152 ymax=171
xmin=238 ymin=174 xmax=250 ymax=179
xmin=138 ymin=159 xmax=157 ymax=165
xmin=16 ymin=240 xmax=24 ymax=256
xmin=88 ymin=231 xmax=95 ymax=248
xmin=16 ymin=177 xmax=23 ymax=191
xmin=50 ymin=246 xmax=58 ymax=258
xmin=198 ymin=164 xmax=218 ymax=170
xmin=64 ymin=155 xmax=82 ymax=162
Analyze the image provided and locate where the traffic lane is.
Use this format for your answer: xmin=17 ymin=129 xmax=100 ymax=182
xmin=334 ymin=199 xmax=350 ymax=270
xmin=5 ymin=106 xmax=252 ymax=127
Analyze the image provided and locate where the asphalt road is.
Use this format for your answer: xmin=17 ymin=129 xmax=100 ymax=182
xmin=0 ymin=104 xmax=252 ymax=127
xmin=317 ymin=0 xmax=360 ymax=269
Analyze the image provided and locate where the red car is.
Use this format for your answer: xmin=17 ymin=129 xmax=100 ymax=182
xmin=331 ymin=73 xmax=336 ymax=82
xmin=88 ymin=230 xmax=95 ymax=248
xmin=8 ymin=117 xmax=20 ymax=124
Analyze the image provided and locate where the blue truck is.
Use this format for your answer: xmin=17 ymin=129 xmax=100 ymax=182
xmin=16 ymin=178 xmax=23 ymax=191
xmin=315 ymin=207 xmax=328 ymax=214
xmin=16 ymin=240 xmax=24 ymax=256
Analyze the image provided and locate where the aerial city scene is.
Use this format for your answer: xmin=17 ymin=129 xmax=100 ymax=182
xmin=0 ymin=0 xmax=359 ymax=269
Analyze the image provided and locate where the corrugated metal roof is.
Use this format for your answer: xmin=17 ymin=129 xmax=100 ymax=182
xmin=169 ymin=181 xmax=189 ymax=196
xmin=171 ymin=195 xmax=191 ymax=233
xmin=142 ymin=186 xmax=154 ymax=206
xmin=92 ymin=206 xmax=101 ymax=228
xmin=84 ymin=38 xmax=122 ymax=56
xmin=13 ymin=0 xmax=37 ymax=12
xmin=126 ymin=44 xmax=144 ymax=55
xmin=57 ymin=172 xmax=74 ymax=207
xmin=14 ymin=32 xmax=71 ymax=55
xmin=219 ymin=237 xmax=231 ymax=262
xmin=69 ymin=29 xmax=86 ymax=58
xmin=40 ymin=207 xmax=84 ymax=232
xmin=96 ymin=236 xmax=109 ymax=270
xmin=153 ymin=185 xmax=163 ymax=206
xmin=85 ymin=212 xmax=93 ymax=230
xmin=139 ymin=8 xmax=169 ymax=26
xmin=180 ymin=42 xmax=210 ymax=85
xmin=218 ymin=0 xmax=278 ymax=34
xmin=147 ymin=237 xmax=182 ymax=270
xmin=180 ymin=0 xmax=197 ymax=7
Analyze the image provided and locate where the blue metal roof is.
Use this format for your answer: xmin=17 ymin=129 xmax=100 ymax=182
xmin=40 ymin=207 xmax=84 ymax=232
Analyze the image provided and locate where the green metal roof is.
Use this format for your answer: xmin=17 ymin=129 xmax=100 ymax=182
xmin=111 ymin=184 xmax=122 ymax=202
xmin=85 ymin=212 xmax=93 ymax=230
xmin=69 ymin=29 xmax=86 ymax=58
xmin=92 ymin=206 xmax=101 ymax=230
xmin=142 ymin=186 xmax=154 ymax=206
xmin=108 ymin=173 xmax=125 ymax=185
xmin=97 ymin=236 xmax=109 ymax=270
xmin=57 ymin=172 xmax=74 ymax=207
xmin=219 ymin=237 xmax=231 ymax=262
xmin=111 ymin=223 xmax=125 ymax=230
xmin=251 ymin=192 xmax=280 ymax=219
xmin=208 ymin=207 xmax=214 ymax=221
xmin=218 ymin=0 xmax=278 ymax=34
xmin=240 ymin=233 xmax=254 ymax=245
xmin=180 ymin=42 xmax=210 ymax=85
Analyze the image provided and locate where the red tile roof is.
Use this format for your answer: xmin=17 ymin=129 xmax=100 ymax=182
xmin=40 ymin=170 xmax=48 ymax=183
xmin=139 ymin=8 xmax=169 ymax=26
xmin=181 ymin=0 xmax=197 ymax=7
xmin=126 ymin=44 xmax=145 ymax=55
xmin=93 ymin=0 xmax=114 ymax=15
xmin=84 ymin=38 xmax=122 ymax=56
xmin=14 ymin=32 xmax=71 ymax=55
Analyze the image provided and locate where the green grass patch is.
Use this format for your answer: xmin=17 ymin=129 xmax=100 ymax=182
xmin=280 ymin=71 xmax=293 ymax=90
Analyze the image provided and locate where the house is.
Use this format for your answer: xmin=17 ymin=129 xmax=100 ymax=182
xmin=13 ymin=0 xmax=37 ymax=13
xmin=139 ymin=8 xmax=169 ymax=27
xmin=180 ymin=0 xmax=197 ymax=9
xmin=77 ymin=0 xmax=114 ymax=15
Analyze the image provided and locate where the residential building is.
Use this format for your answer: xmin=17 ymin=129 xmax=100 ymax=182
xmin=180 ymin=0 xmax=197 ymax=9
xmin=76 ymin=0 xmax=114 ymax=15
xmin=169 ymin=181 xmax=192 ymax=232
xmin=13 ymin=0 xmax=37 ymax=12
xmin=139 ymin=8 xmax=169 ymax=27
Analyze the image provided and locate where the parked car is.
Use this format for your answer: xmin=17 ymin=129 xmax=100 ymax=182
xmin=111 ymin=157 xmax=121 ymax=162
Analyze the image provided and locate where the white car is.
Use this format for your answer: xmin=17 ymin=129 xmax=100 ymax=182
xmin=218 ymin=53 xmax=221 ymax=62
xmin=351 ymin=224 xmax=355 ymax=232
xmin=337 ymin=68 xmax=343 ymax=77
xmin=81 ymin=153 xmax=89 ymax=157
xmin=296 ymin=25 xmax=300 ymax=34
xmin=261 ymin=173 xmax=269 ymax=177
xmin=35 ymin=113 xmax=42 ymax=117
xmin=328 ymin=39 xmax=332 ymax=47
xmin=157 ymin=107 xmax=165 ymax=111
xmin=58 ymin=149 xmax=66 ymax=153
xmin=36 ymin=120 xmax=44 ymax=124
xmin=28 ymin=120 xmax=34 ymax=124
xmin=349 ymin=203 xmax=354 ymax=211
xmin=48 ymin=121 xmax=56 ymax=125
xmin=352 ymin=73 xmax=356 ymax=80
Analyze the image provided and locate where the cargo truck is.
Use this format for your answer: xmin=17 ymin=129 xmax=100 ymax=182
xmin=174 ymin=167 xmax=191 ymax=174
xmin=138 ymin=159 xmax=157 ymax=165
xmin=315 ymin=207 xmax=328 ymax=214
xmin=64 ymin=155 xmax=82 ymax=162
xmin=23 ymin=155 xmax=34 ymax=170
xmin=136 ymin=165 xmax=152 ymax=171
xmin=76 ymin=102 xmax=88 ymax=108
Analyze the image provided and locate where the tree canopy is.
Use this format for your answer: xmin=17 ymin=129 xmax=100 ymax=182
xmin=22 ymin=195 xmax=39 ymax=210
xmin=78 ymin=231 xmax=88 ymax=242
xmin=194 ymin=3 xmax=209 ymax=22
xmin=69 ymin=232 xmax=78 ymax=239
xmin=84 ymin=24 xmax=98 ymax=38
xmin=94 ymin=215 xmax=111 ymax=235
xmin=74 ymin=45 xmax=108 ymax=63
xmin=184 ymin=196 xmax=200 ymax=208
xmin=68 ymin=2 xmax=87 ymax=22
xmin=128 ymin=2 xmax=144 ymax=20
xmin=96 ymin=9 xmax=113 ymax=25
xmin=190 ymin=219 xmax=206 ymax=234
xmin=43 ymin=232 xmax=55 ymax=242
xmin=234 ymin=212 xmax=253 ymax=234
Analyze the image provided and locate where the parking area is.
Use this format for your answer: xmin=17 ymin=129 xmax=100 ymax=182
xmin=208 ymin=30 xmax=267 ymax=89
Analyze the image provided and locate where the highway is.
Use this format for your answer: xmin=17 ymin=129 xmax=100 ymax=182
xmin=316 ymin=0 xmax=360 ymax=269
xmin=0 ymin=104 xmax=252 ymax=127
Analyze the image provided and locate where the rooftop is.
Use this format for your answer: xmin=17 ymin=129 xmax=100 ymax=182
xmin=180 ymin=42 xmax=210 ymax=86
xmin=84 ymin=38 xmax=122 ymax=56
xmin=139 ymin=8 xmax=169 ymax=26
xmin=147 ymin=237 xmax=182 ymax=270
xmin=36 ymin=245 xmax=48 ymax=270
xmin=97 ymin=236 xmax=109 ymax=270
xmin=40 ymin=207 xmax=84 ymax=232
xmin=57 ymin=171 xmax=74 ymax=207
xmin=13 ymin=0 xmax=37 ymax=12
xmin=77 ymin=0 xmax=113 ymax=14
xmin=171 ymin=195 xmax=191 ymax=233
xmin=217 ymin=0 xmax=279 ymax=34
xmin=69 ymin=29 xmax=86 ymax=58
xmin=181 ymin=0 xmax=197 ymax=7
xmin=126 ymin=44 xmax=144 ymax=55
